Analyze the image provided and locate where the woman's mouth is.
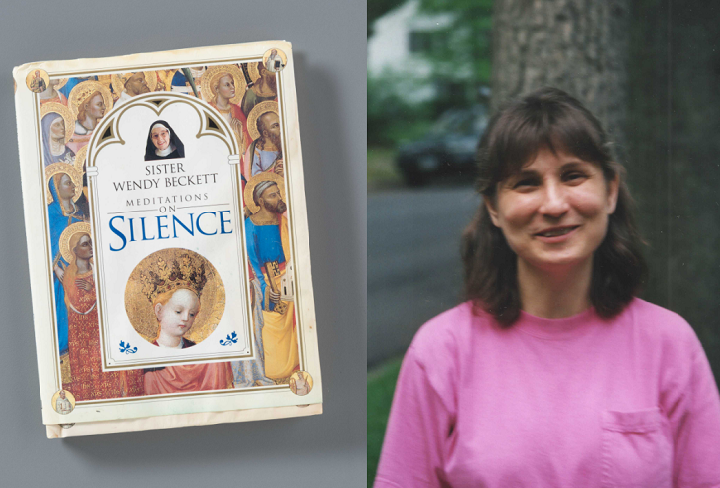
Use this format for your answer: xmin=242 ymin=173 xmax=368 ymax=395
xmin=535 ymin=226 xmax=580 ymax=242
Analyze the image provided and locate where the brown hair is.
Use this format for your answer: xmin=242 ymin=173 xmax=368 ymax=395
xmin=462 ymin=87 xmax=647 ymax=325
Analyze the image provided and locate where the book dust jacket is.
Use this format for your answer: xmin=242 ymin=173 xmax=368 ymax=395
xmin=13 ymin=41 xmax=322 ymax=437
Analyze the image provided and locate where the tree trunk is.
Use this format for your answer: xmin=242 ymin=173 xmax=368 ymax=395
xmin=492 ymin=0 xmax=630 ymax=153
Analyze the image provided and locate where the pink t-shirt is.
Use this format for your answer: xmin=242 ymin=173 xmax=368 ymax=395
xmin=375 ymin=298 xmax=720 ymax=487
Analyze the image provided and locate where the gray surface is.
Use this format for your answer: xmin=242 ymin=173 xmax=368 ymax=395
xmin=367 ymin=186 xmax=479 ymax=366
xmin=0 ymin=1 xmax=366 ymax=485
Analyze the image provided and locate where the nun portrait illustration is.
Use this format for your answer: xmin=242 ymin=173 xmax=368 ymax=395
xmin=144 ymin=120 xmax=185 ymax=161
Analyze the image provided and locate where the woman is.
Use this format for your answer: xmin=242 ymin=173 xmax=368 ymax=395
xmin=375 ymin=88 xmax=720 ymax=486
xmin=144 ymin=120 xmax=184 ymax=161
xmin=60 ymin=224 xmax=144 ymax=400
xmin=46 ymin=164 xmax=85 ymax=356
xmin=41 ymin=109 xmax=75 ymax=166
xmin=144 ymin=285 xmax=234 ymax=394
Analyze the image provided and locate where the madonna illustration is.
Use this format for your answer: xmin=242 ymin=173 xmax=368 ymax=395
xmin=125 ymin=248 xmax=232 ymax=395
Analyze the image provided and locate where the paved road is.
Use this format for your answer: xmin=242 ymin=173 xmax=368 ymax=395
xmin=368 ymin=185 xmax=480 ymax=367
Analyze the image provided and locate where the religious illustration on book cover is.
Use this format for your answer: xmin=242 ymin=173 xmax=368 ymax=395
xmin=36 ymin=50 xmax=303 ymax=404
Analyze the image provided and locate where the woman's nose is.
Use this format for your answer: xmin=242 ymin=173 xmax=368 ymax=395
xmin=539 ymin=181 xmax=569 ymax=217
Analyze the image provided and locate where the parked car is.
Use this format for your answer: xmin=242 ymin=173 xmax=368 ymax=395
xmin=396 ymin=105 xmax=488 ymax=186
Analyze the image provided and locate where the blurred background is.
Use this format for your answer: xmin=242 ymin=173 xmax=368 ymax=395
xmin=367 ymin=0 xmax=720 ymax=485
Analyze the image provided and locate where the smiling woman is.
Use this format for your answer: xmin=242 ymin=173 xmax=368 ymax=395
xmin=144 ymin=120 xmax=185 ymax=161
xmin=374 ymin=88 xmax=720 ymax=487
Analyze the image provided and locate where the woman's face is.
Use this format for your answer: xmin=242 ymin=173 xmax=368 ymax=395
xmin=73 ymin=234 xmax=93 ymax=260
xmin=151 ymin=126 xmax=170 ymax=151
xmin=216 ymin=74 xmax=235 ymax=100
xmin=485 ymin=146 xmax=619 ymax=273
xmin=155 ymin=288 xmax=200 ymax=338
xmin=85 ymin=94 xmax=105 ymax=120
xmin=57 ymin=174 xmax=76 ymax=200
xmin=50 ymin=117 xmax=65 ymax=140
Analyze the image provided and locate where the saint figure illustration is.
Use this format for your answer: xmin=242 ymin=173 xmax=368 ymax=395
xmin=114 ymin=72 xmax=151 ymax=105
xmin=241 ymin=62 xmax=277 ymax=118
xmin=46 ymin=164 xmax=85 ymax=356
xmin=59 ymin=222 xmax=144 ymax=400
xmin=41 ymin=106 xmax=75 ymax=167
xmin=39 ymin=79 xmax=68 ymax=105
xmin=264 ymin=49 xmax=284 ymax=72
xmin=244 ymin=174 xmax=299 ymax=380
xmin=30 ymin=70 xmax=47 ymax=92
xmin=202 ymin=65 xmax=250 ymax=151
xmin=55 ymin=390 xmax=72 ymax=414
xmin=243 ymin=102 xmax=283 ymax=180
xmin=67 ymin=81 xmax=112 ymax=153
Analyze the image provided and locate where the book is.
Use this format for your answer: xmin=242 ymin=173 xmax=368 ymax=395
xmin=13 ymin=40 xmax=322 ymax=437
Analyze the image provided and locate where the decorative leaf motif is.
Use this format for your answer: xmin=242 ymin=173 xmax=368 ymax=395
xmin=119 ymin=340 xmax=138 ymax=354
xmin=219 ymin=331 xmax=238 ymax=346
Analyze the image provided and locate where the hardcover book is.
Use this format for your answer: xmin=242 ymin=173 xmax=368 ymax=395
xmin=13 ymin=41 xmax=322 ymax=437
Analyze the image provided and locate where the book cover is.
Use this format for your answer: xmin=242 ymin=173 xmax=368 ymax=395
xmin=13 ymin=40 xmax=322 ymax=437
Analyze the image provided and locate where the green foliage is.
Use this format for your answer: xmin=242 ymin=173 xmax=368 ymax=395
xmin=367 ymin=357 xmax=404 ymax=487
xmin=418 ymin=0 xmax=494 ymax=86
xmin=367 ymin=0 xmax=494 ymax=148
xmin=367 ymin=73 xmax=434 ymax=147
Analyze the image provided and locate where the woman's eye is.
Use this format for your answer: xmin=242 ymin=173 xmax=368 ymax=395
xmin=513 ymin=178 xmax=537 ymax=189
xmin=563 ymin=171 xmax=587 ymax=182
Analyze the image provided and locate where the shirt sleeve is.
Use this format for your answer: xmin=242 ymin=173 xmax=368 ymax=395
xmin=670 ymin=338 xmax=720 ymax=486
xmin=374 ymin=344 xmax=456 ymax=488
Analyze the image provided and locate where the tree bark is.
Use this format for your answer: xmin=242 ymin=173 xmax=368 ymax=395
xmin=492 ymin=0 xmax=630 ymax=153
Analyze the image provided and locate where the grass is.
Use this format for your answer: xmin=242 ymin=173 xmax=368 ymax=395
xmin=367 ymin=355 xmax=405 ymax=487
xmin=367 ymin=146 xmax=402 ymax=191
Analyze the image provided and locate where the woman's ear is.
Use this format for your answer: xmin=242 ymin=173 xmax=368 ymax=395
xmin=154 ymin=302 xmax=163 ymax=321
xmin=484 ymin=196 xmax=500 ymax=227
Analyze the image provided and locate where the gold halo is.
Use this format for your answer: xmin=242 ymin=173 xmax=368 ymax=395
xmin=201 ymin=65 xmax=246 ymax=106
xmin=124 ymin=248 xmax=226 ymax=345
xmin=247 ymin=61 xmax=261 ymax=83
xmin=52 ymin=78 xmax=68 ymax=90
xmin=51 ymin=390 xmax=76 ymax=414
xmin=244 ymin=172 xmax=286 ymax=214
xmin=45 ymin=163 xmax=83 ymax=205
xmin=40 ymin=102 xmax=75 ymax=144
xmin=74 ymin=145 xmax=88 ymax=174
xmin=262 ymin=48 xmax=288 ymax=72
xmin=59 ymin=222 xmax=92 ymax=264
xmin=111 ymin=71 xmax=158 ymax=95
xmin=26 ymin=69 xmax=50 ymax=93
xmin=246 ymin=101 xmax=279 ymax=141
xmin=68 ymin=81 xmax=113 ymax=118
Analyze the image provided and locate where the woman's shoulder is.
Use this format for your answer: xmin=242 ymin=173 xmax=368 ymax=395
xmin=408 ymin=301 xmax=492 ymax=363
xmin=623 ymin=298 xmax=702 ymax=353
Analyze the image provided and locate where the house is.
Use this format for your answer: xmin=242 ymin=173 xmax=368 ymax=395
xmin=367 ymin=0 xmax=455 ymax=104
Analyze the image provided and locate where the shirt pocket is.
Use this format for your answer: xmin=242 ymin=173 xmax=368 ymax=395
xmin=600 ymin=407 xmax=673 ymax=488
